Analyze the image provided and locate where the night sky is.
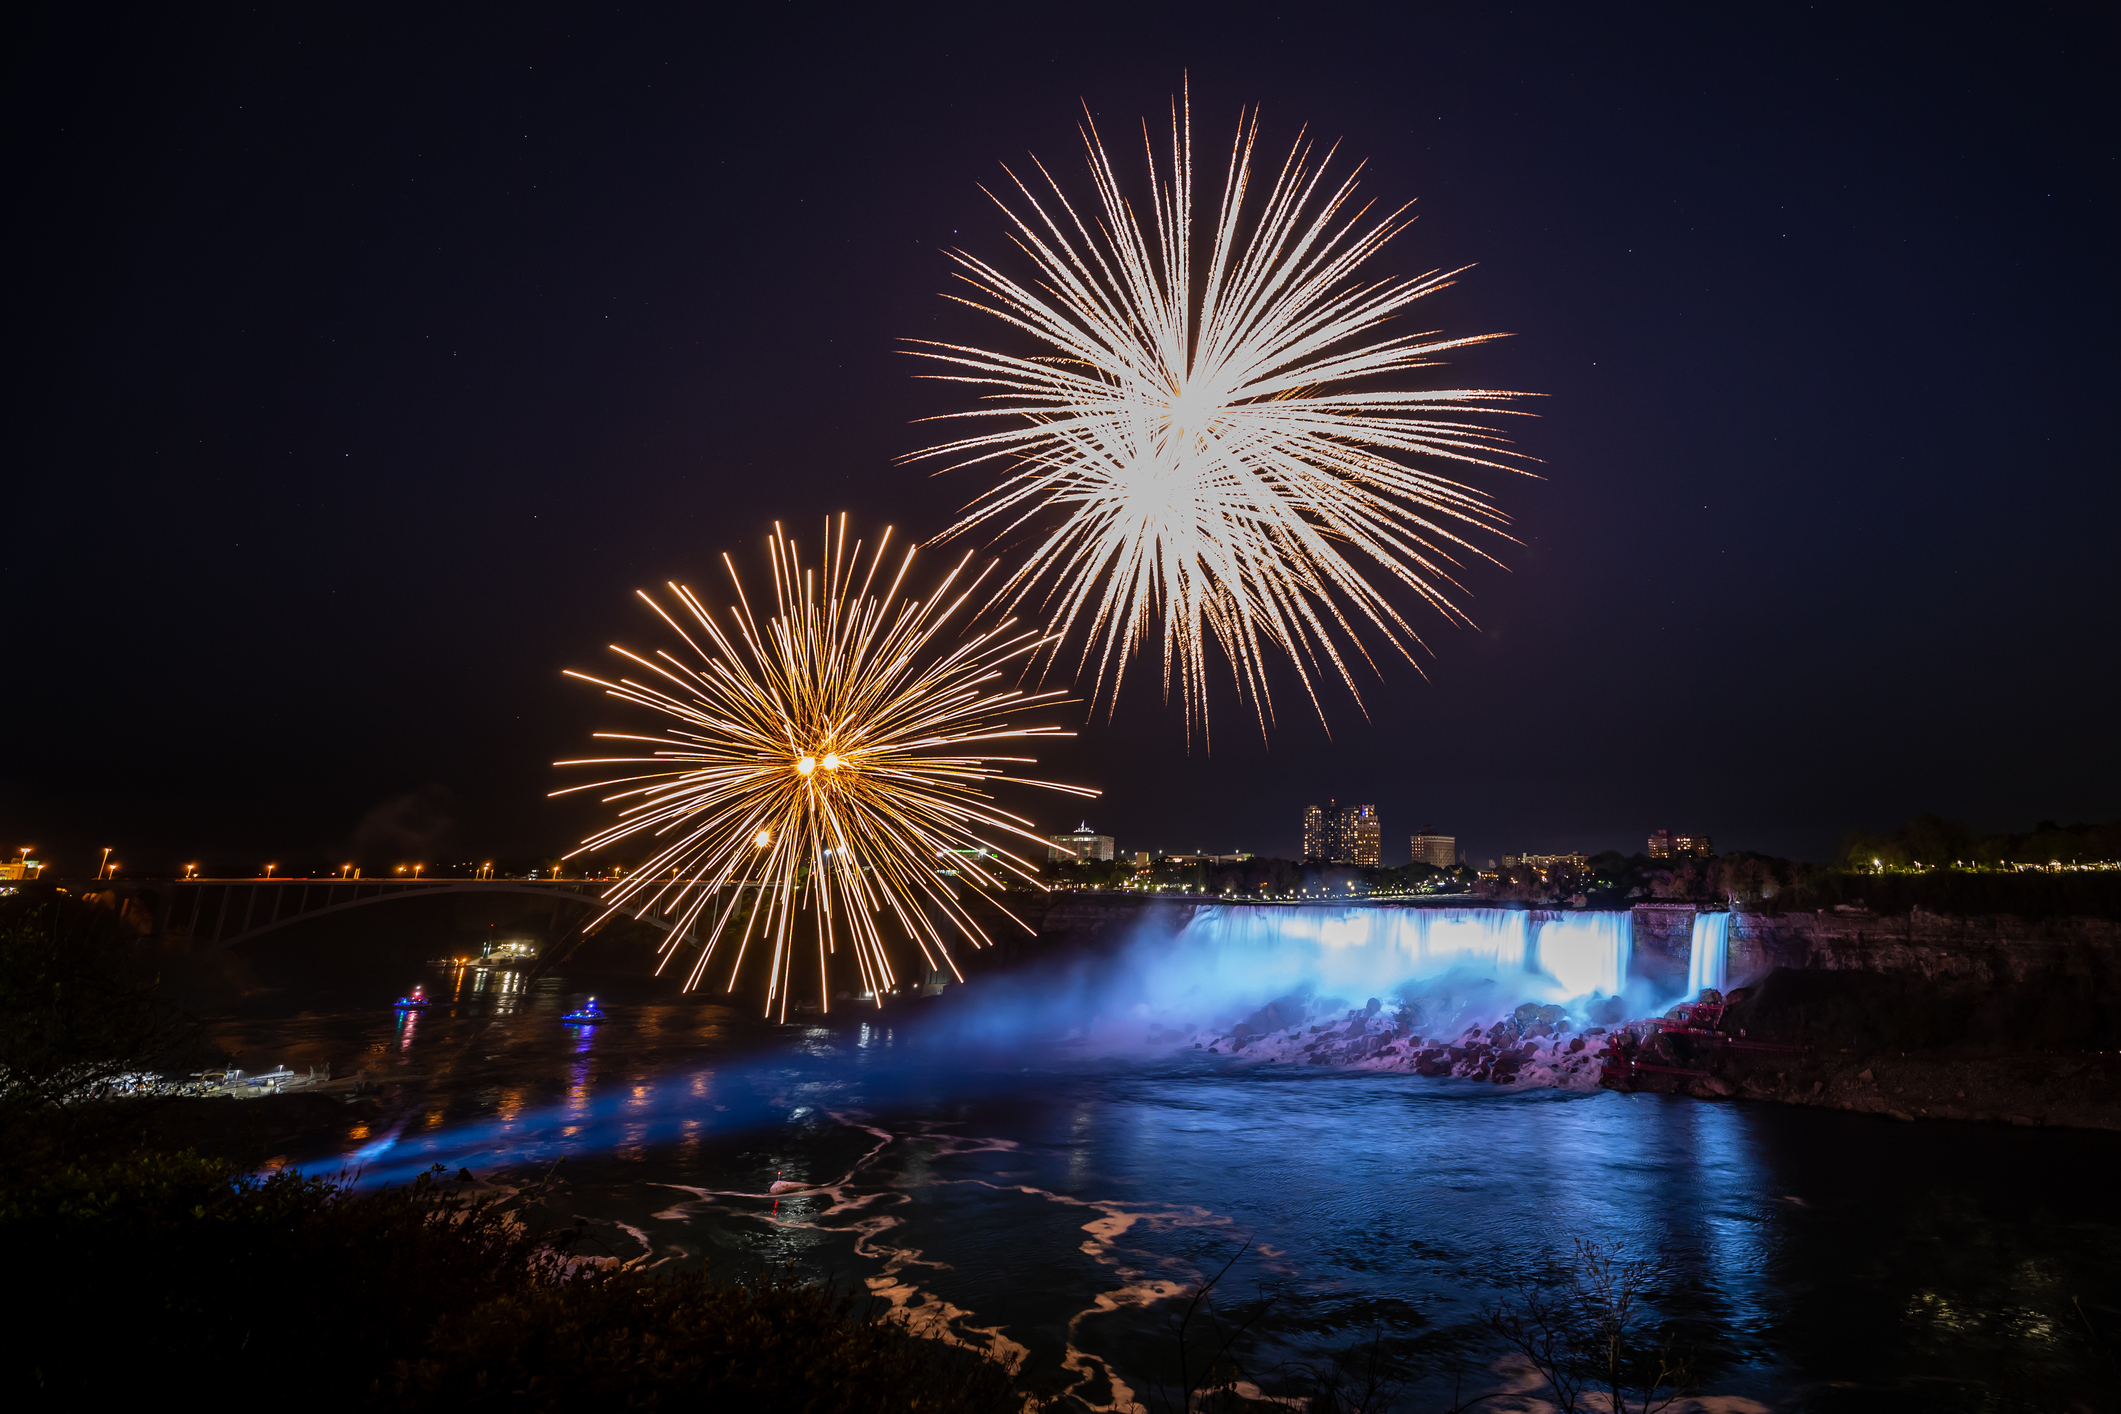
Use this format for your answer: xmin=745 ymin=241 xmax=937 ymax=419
xmin=8 ymin=4 xmax=2115 ymax=875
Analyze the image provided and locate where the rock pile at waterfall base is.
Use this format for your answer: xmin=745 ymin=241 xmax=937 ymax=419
xmin=1181 ymin=973 xmax=2121 ymax=1130
xmin=1195 ymin=998 xmax=1609 ymax=1092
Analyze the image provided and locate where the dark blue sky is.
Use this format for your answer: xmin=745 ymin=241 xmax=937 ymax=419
xmin=7 ymin=3 xmax=2115 ymax=872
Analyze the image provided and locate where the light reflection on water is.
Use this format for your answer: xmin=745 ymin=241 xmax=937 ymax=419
xmin=214 ymin=976 xmax=2120 ymax=1413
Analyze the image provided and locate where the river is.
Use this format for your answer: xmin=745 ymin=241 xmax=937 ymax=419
xmin=215 ymin=963 xmax=2119 ymax=1412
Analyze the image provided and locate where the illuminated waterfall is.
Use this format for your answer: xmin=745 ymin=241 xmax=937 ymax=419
xmin=1530 ymin=911 xmax=1632 ymax=999
xmin=1687 ymin=912 xmax=1730 ymax=996
xmin=1156 ymin=906 xmax=1630 ymax=1018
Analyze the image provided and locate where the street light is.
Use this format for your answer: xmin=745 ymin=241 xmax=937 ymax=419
xmin=99 ymin=847 xmax=113 ymax=879
xmin=264 ymin=863 xmax=276 ymax=878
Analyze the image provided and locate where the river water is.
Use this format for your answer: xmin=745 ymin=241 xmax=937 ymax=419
xmin=216 ymin=964 xmax=2119 ymax=1413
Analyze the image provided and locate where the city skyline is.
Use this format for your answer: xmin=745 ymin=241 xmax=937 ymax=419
xmin=24 ymin=817 xmax=1755 ymax=880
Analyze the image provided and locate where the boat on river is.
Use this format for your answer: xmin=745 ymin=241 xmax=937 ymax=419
xmin=393 ymin=985 xmax=431 ymax=1010
xmin=561 ymin=996 xmax=606 ymax=1024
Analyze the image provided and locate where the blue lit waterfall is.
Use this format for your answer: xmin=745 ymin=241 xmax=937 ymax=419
xmin=1687 ymin=911 xmax=1730 ymax=996
xmin=1531 ymin=911 xmax=1633 ymax=998
xmin=1117 ymin=906 xmax=1632 ymax=1035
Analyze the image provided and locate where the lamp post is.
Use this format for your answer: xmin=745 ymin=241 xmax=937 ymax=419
xmin=99 ymin=847 xmax=113 ymax=879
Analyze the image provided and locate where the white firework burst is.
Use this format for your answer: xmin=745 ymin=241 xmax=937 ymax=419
xmin=904 ymin=89 xmax=1538 ymax=737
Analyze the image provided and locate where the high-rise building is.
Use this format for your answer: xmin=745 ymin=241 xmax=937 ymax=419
xmin=1046 ymin=825 xmax=1115 ymax=864
xmin=1304 ymin=801 xmax=1380 ymax=866
xmin=1337 ymin=804 xmax=1381 ymax=866
xmin=1647 ymin=830 xmax=1712 ymax=859
xmin=1410 ymin=827 xmax=1456 ymax=869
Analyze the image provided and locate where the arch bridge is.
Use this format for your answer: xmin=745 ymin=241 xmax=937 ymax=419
xmin=170 ymin=876 xmax=632 ymax=951
xmin=51 ymin=876 xmax=700 ymax=954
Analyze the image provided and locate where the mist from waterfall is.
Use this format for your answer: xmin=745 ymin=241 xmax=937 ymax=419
xmin=929 ymin=903 xmax=1689 ymax=1054
xmin=1687 ymin=911 xmax=1730 ymax=996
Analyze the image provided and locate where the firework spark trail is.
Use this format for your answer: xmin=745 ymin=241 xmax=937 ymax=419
xmin=554 ymin=515 xmax=1097 ymax=1020
xmin=903 ymin=87 xmax=1539 ymax=738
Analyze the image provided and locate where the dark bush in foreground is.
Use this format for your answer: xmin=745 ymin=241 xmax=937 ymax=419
xmin=387 ymin=1267 xmax=1011 ymax=1410
xmin=5 ymin=1152 xmax=1010 ymax=1410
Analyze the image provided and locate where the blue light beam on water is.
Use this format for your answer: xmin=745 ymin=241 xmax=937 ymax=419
xmin=321 ymin=1030 xmax=1062 ymax=1186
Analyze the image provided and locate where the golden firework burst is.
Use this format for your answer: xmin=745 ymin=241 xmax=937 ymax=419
xmin=904 ymin=87 xmax=1538 ymax=738
xmin=555 ymin=515 xmax=1096 ymax=1019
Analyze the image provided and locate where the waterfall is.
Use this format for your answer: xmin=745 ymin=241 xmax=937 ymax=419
xmin=1687 ymin=912 xmax=1729 ymax=996
xmin=1157 ymin=905 xmax=1630 ymax=1016
xmin=1531 ymin=912 xmax=1631 ymax=998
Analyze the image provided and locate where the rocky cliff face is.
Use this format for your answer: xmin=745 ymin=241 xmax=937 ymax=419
xmin=1726 ymin=907 xmax=2121 ymax=988
xmin=1696 ymin=905 xmax=2121 ymax=1051
xmin=1628 ymin=903 xmax=1696 ymax=993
